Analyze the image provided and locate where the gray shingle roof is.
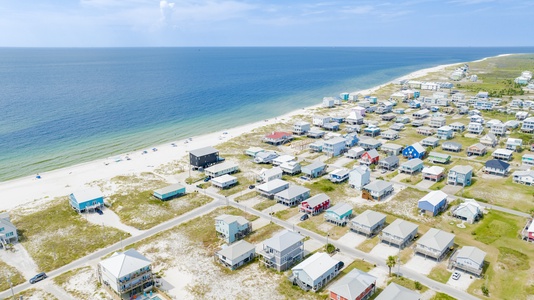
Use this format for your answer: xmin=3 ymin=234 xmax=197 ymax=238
xmin=263 ymin=230 xmax=304 ymax=252
xmin=275 ymin=185 xmax=310 ymax=199
xmin=329 ymin=269 xmax=377 ymax=299
xmin=417 ymin=228 xmax=455 ymax=251
xmin=351 ymin=210 xmax=386 ymax=227
xmin=190 ymin=146 xmax=218 ymax=157
xmin=455 ymin=246 xmax=486 ymax=266
xmin=363 ymin=180 xmax=393 ymax=193
xmin=382 ymin=219 xmax=418 ymax=239
xmin=217 ymin=240 xmax=256 ymax=261
xmin=375 ymin=283 xmax=420 ymax=300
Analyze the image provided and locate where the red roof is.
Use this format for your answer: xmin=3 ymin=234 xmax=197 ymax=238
xmin=266 ymin=132 xmax=292 ymax=139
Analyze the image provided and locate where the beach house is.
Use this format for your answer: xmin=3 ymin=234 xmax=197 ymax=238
xmin=153 ymin=183 xmax=186 ymax=200
xmin=421 ymin=137 xmax=440 ymax=148
xmin=245 ymin=147 xmax=264 ymax=157
xmin=490 ymin=122 xmax=507 ymax=136
xmin=422 ymin=166 xmax=445 ymax=182
xmin=506 ymin=138 xmax=523 ymax=152
xmin=259 ymin=167 xmax=283 ymax=183
xmin=290 ymin=252 xmax=340 ymax=292
xmin=302 ymin=161 xmax=327 ymax=178
xmin=215 ymin=240 xmax=256 ymax=270
xmin=516 ymin=111 xmax=529 ymax=121
xmin=189 ymin=146 xmax=220 ymax=169
xmin=375 ymin=283 xmax=420 ymax=300
xmin=0 ymin=213 xmax=18 ymax=249
xmin=254 ymin=151 xmax=278 ymax=164
xmin=363 ymin=126 xmax=381 ymax=137
xmin=264 ymin=131 xmax=293 ymax=145
xmin=402 ymin=143 xmax=426 ymax=159
xmin=358 ymin=138 xmax=382 ymax=150
xmin=429 ymin=116 xmax=446 ymax=128
xmin=452 ymin=199 xmax=482 ymax=224
xmin=442 ymin=141 xmax=462 ymax=152
xmin=522 ymin=154 xmax=534 ymax=166
xmin=522 ymin=117 xmax=534 ymax=132
xmin=280 ymin=161 xmax=301 ymax=175
xmin=378 ymin=155 xmax=399 ymax=171
xmin=324 ymin=122 xmax=340 ymax=131
xmin=293 ymin=121 xmax=311 ymax=135
xmin=450 ymin=122 xmax=465 ymax=132
xmin=309 ymin=141 xmax=324 ymax=153
xmin=466 ymin=143 xmax=487 ymax=156
xmin=412 ymin=109 xmax=429 ymax=119
xmin=390 ymin=123 xmax=405 ymax=131
xmin=350 ymin=210 xmax=386 ymax=237
xmin=449 ymin=246 xmax=486 ymax=277
xmin=307 ymin=129 xmax=325 ymax=139
xmin=380 ymin=219 xmax=418 ymax=249
xmin=361 ymin=180 xmax=394 ymax=201
xmin=415 ymin=228 xmax=455 ymax=261
xmin=215 ymin=214 xmax=252 ymax=244
xmin=380 ymin=143 xmax=403 ymax=156
xmin=98 ymin=249 xmax=154 ymax=299
xmin=492 ymin=149 xmax=514 ymax=161
xmin=436 ymin=126 xmax=454 ymax=139
xmin=300 ymin=194 xmax=331 ymax=215
xmin=416 ymin=126 xmax=435 ymax=136
xmin=484 ymin=159 xmax=510 ymax=176
xmin=323 ymin=97 xmax=335 ymax=108
xmin=324 ymin=203 xmax=353 ymax=226
xmin=448 ymin=165 xmax=473 ymax=187
xmin=211 ymin=175 xmax=238 ymax=189
xmin=272 ymin=155 xmax=295 ymax=166
xmin=512 ymin=170 xmax=534 ymax=185
xmin=346 ymin=110 xmax=364 ymax=125
xmin=260 ymin=230 xmax=304 ymax=272
xmin=467 ymin=122 xmax=484 ymax=135
xmin=328 ymin=269 xmax=377 ymax=300
xmin=329 ymin=168 xmax=351 ymax=183
xmin=256 ymin=179 xmax=289 ymax=198
xmin=380 ymin=130 xmax=399 ymax=140
xmin=349 ymin=166 xmax=371 ymax=189
xmin=418 ymin=191 xmax=448 ymax=216
xmin=204 ymin=161 xmax=239 ymax=178
xmin=275 ymin=186 xmax=311 ymax=207
xmin=69 ymin=187 xmax=105 ymax=213
xmin=360 ymin=149 xmax=380 ymax=166
xmin=324 ymin=137 xmax=347 ymax=157
xmin=427 ymin=152 xmax=451 ymax=164
xmin=346 ymin=147 xmax=366 ymax=159
xmin=313 ymin=115 xmax=332 ymax=127
xmin=399 ymin=158 xmax=424 ymax=174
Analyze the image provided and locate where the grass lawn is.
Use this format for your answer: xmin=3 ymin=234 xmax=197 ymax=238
xmin=275 ymin=207 xmax=300 ymax=220
xmin=217 ymin=173 xmax=255 ymax=197
xmin=430 ymin=292 xmax=457 ymax=300
xmin=385 ymin=170 xmax=399 ymax=180
xmin=253 ymin=199 xmax=278 ymax=211
xmin=245 ymin=223 xmax=283 ymax=244
xmin=0 ymin=260 xmax=25 ymax=292
xmin=304 ymin=179 xmax=351 ymax=204
xmin=276 ymin=276 xmax=328 ymax=300
xmin=12 ymin=197 xmax=130 ymax=272
xmin=339 ymin=259 xmax=375 ymax=274
xmin=427 ymin=264 xmax=452 ymax=284
xmin=399 ymin=248 xmax=414 ymax=264
xmin=387 ymin=275 xmax=428 ymax=293
xmin=357 ymin=236 xmax=380 ymax=253
xmin=235 ymin=191 xmax=257 ymax=202
xmin=373 ymin=187 xmax=429 ymax=224
xmin=400 ymin=175 xmax=422 ymax=185
xmin=299 ymin=216 xmax=350 ymax=240
xmin=429 ymin=181 xmax=446 ymax=190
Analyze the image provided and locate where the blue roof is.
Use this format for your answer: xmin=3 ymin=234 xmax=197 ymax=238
xmin=485 ymin=159 xmax=510 ymax=170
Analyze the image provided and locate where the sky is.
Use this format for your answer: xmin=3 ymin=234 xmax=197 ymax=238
xmin=0 ymin=0 xmax=533 ymax=47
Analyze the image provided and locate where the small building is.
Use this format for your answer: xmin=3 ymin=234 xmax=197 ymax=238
xmin=153 ymin=183 xmax=186 ymax=200
xmin=350 ymin=210 xmax=386 ymax=237
xmin=399 ymin=158 xmax=424 ymax=174
xmin=452 ymin=199 xmax=482 ymax=224
xmin=0 ymin=213 xmax=18 ymax=248
xmin=522 ymin=154 xmax=534 ymax=166
xmin=492 ymin=148 xmax=514 ymax=161
xmin=324 ymin=203 xmax=353 ymax=226
xmin=415 ymin=228 xmax=455 ymax=261
xmin=375 ymin=283 xmax=420 ymax=300
xmin=484 ymin=159 xmax=510 ymax=176
xmin=402 ymin=143 xmax=426 ymax=160
xmin=307 ymin=129 xmax=326 ymax=139
xmin=448 ymin=165 xmax=473 ymax=187
xmin=358 ymin=138 xmax=382 ymax=150
xmin=280 ymin=161 xmax=301 ymax=175
xmin=436 ymin=126 xmax=454 ymax=140
xmin=412 ymin=120 xmax=424 ymax=127
xmin=380 ymin=219 xmax=418 ymax=249
xmin=390 ymin=123 xmax=405 ymax=131
xmin=427 ymin=152 xmax=451 ymax=164
xmin=293 ymin=121 xmax=311 ymax=135
xmin=211 ymin=175 xmax=238 ymax=189
xmin=416 ymin=126 xmax=435 ymax=136
xmin=329 ymin=168 xmax=351 ymax=183
xmin=328 ymin=269 xmax=377 ymax=300
xmin=215 ymin=240 xmax=256 ymax=270
xmin=291 ymin=252 xmax=340 ymax=292
xmin=346 ymin=147 xmax=366 ymax=159
xmin=323 ymin=97 xmax=335 ymax=108
xmin=466 ymin=143 xmax=487 ymax=156
xmin=512 ymin=170 xmax=534 ymax=185
xmin=449 ymin=246 xmax=486 ymax=277
xmin=381 ymin=130 xmax=399 ymax=140
xmin=245 ymin=147 xmax=264 ymax=157
xmin=522 ymin=117 xmax=534 ymax=132
xmin=324 ymin=122 xmax=341 ymax=131
xmin=349 ymin=166 xmax=371 ymax=189
xmin=346 ymin=111 xmax=364 ymax=125
xmin=302 ymin=161 xmax=327 ymax=178
xmin=360 ymin=149 xmax=380 ymax=166
xmin=260 ymin=230 xmax=304 ymax=272
xmin=272 ymin=155 xmax=295 ymax=166
xmin=275 ymin=186 xmax=311 ymax=207
xmin=257 ymin=179 xmax=289 ymax=198
xmin=205 ymin=161 xmax=239 ymax=178
xmin=516 ymin=111 xmax=529 ymax=121
xmin=429 ymin=116 xmax=446 ymax=128
xmin=378 ymin=155 xmax=399 ymax=171
xmin=396 ymin=116 xmax=411 ymax=124
xmin=259 ymin=167 xmax=283 ymax=183
xmin=418 ymin=191 xmax=448 ymax=216
xmin=215 ymin=214 xmax=252 ymax=243
xmin=363 ymin=126 xmax=381 ymax=137
xmin=380 ymin=143 xmax=403 ymax=156
xmin=324 ymin=137 xmax=347 ymax=157
xmin=421 ymin=137 xmax=440 ymax=148
xmin=442 ymin=141 xmax=462 ymax=152
xmin=506 ymin=138 xmax=523 ymax=152
xmin=189 ymin=146 xmax=220 ymax=169
xmin=300 ymin=193 xmax=331 ymax=215
xmin=98 ymin=249 xmax=154 ymax=299
xmin=412 ymin=109 xmax=430 ymax=119
xmin=467 ymin=122 xmax=484 ymax=135
xmin=264 ymin=131 xmax=293 ymax=145
xmin=362 ymin=180 xmax=394 ymax=201
xmin=69 ymin=188 xmax=104 ymax=213
xmin=422 ymin=166 xmax=445 ymax=182
xmin=450 ymin=122 xmax=465 ymax=132
xmin=254 ymin=151 xmax=279 ymax=164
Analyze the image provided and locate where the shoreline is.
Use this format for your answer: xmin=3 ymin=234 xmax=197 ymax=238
xmin=0 ymin=56 xmax=500 ymax=212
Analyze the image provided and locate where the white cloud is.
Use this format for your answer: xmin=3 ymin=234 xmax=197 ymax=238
xmin=160 ymin=0 xmax=175 ymax=24
xmin=340 ymin=5 xmax=374 ymax=14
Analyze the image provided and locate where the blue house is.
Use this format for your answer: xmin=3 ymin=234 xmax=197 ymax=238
xmin=302 ymin=161 xmax=327 ymax=178
xmin=364 ymin=126 xmax=381 ymax=137
xmin=69 ymin=188 xmax=104 ymax=213
xmin=215 ymin=214 xmax=252 ymax=243
xmin=324 ymin=203 xmax=353 ymax=226
xmin=418 ymin=191 xmax=448 ymax=216
xmin=402 ymin=142 xmax=426 ymax=159
xmin=153 ymin=183 xmax=186 ymax=200
xmin=344 ymin=133 xmax=359 ymax=147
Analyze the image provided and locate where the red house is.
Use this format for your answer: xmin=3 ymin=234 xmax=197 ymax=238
xmin=300 ymin=193 xmax=330 ymax=216
xmin=359 ymin=149 xmax=380 ymax=166
xmin=264 ymin=131 xmax=293 ymax=145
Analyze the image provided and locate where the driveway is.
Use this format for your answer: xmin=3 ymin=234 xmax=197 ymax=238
xmin=446 ymin=269 xmax=477 ymax=291
xmin=404 ymin=255 xmax=438 ymax=275
xmin=251 ymin=218 xmax=270 ymax=231
xmin=368 ymin=267 xmax=389 ymax=288
xmin=441 ymin=185 xmax=463 ymax=195
xmin=85 ymin=208 xmax=143 ymax=236
xmin=337 ymin=231 xmax=367 ymax=248
xmin=262 ymin=203 xmax=289 ymax=214
xmin=333 ymin=157 xmax=353 ymax=167
xmin=370 ymin=243 xmax=400 ymax=260
xmin=391 ymin=173 xmax=410 ymax=182
xmin=304 ymin=239 xmax=324 ymax=256
xmin=416 ymin=180 xmax=436 ymax=189
xmin=0 ymin=244 xmax=39 ymax=279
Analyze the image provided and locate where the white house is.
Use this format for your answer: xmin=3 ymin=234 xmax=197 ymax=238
xmin=259 ymin=167 xmax=283 ymax=183
xmin=349 ymin=166 xmax=371 ymax=189
xmin=290 ymin=252 xmax=340 ymax=292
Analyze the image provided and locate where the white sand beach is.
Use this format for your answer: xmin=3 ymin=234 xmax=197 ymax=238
xmin=0 ymin=61 xmax=459 ymax=212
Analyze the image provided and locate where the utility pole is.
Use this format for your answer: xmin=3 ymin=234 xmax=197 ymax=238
xmin=8 ymin=274 xmax=15 ymax=300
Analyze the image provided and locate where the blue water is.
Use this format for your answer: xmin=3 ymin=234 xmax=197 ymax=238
xmin=1 ymin=47 xmax=532 ymax=182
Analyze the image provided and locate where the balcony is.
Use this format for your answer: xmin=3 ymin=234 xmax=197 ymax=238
xmin=380 ymin=234 xmax=404 ymax=246
xmin=415 ymin=246 xmax=442 ymax=260
xmin=119 ymin=274 xmax=153 ymax=293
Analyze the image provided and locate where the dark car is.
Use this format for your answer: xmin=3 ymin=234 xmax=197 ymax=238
xmin=29 ymin=272 xmax=47 ymax=284
xmin=204 ymin=177 xmax=211 ymax=182
xmin=95 ymin=207 xmax=104 ymax=215
xmin=336 ymin=261 xmax=344 ymax=270
xmin=300 ymin=214 xmax=309 ymax=221
xmin=248 ymin=185 xmax=255 ymax=189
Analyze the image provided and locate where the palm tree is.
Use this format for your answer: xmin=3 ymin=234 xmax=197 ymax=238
xmin=386 ymin=255 xmax=397 ymax=276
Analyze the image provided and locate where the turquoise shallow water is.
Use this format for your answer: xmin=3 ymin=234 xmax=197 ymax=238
xmin=1 ymin=47 xmax=533 ymax=182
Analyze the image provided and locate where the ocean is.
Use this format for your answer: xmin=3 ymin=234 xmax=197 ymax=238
xmin=0 ymin=47 xmax=532 ymax=182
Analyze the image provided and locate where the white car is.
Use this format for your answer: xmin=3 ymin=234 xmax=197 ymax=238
xmin=452 ymin=271 xmax=461 ymax=280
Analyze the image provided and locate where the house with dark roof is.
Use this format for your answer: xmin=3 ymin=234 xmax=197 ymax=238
xmin=484 ymin=159 xmax=510 ymax=176
xmin=189 ymin=146 xmax=220 ymax=169
xmin=328 ymin=269 xmax=377 ymax=300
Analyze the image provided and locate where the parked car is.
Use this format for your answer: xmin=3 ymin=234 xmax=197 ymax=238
xmin=452 ymin=271 xmax=461 ymax=280
xmin=248 ymin=185 xmax=255 ymax=189
xmin=95 ymin=208 xmax=104 ymax=215
xmin=29 ymin=272 xmax=47 ymax=284
xmin=300 ymin=214 xmax=309 ymax=221
xmin=203 ymin=177 xmax=211 ymax=182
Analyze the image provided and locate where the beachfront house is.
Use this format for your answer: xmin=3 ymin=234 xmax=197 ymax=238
xmin=363 ymin=126 xmax=381 ymax=137
xmin=467 ymin=122 xmax=484 ymax=135
xmin=98 ymin=249 xmax=154 ymax=299
xmin=215 ymin=214 xmax=252 ymax=244
xmin=264 ymin=131 xmax=293 ymax=145
xmin=415 ymin=228 xmax=455 ymax=261
xmin=418 ymin=191 xmax=448 ymax=216
xmin=521 ymin=117 xmax=534 ymax=133
xmin=254 ymin=151 xmax=278 ymax=164
xmin=512 ymin=170 xmax=534 ymax=185
xmin=259 ymin=167 xmax=283 ymax=183
xmin=448 ymin=165 xmax=473 ymax=187
xmin=399 ymin=158 xmax=424 ymax=174
xmin=436 ymin=126 xmax=454 ymax=140
xmin=272 ymin=155 xmax=295 ymax=166
xmin=260 ymin=230 xmax=304 ymax=272
xmin=412 ymin=109 xmax=430 ymax=119
xmin=380 ymin=143 xmax=403 ymax=156
xmin=491 ymin=123 xmax=507 ymax=136
xmin=275 ymin=186 xmax=311 ymax=207
xmin=350 ymin=210 xmax=386 ymax=237
xmin=324 ymin=203 xmax=353 ymax=226
xmin=290 ymin=252 xmax=340 ymax=292
xmin=441 ymin=141 xmax=462 ymax=153
xmin=204 ymin=161 xmax=239 ymax=178
xmin=323 ymin=97 xmax=335 ymax=108
xmin=328 ymin=269 xmax=377 ymax=300
xmin=450 ymin=122 xmax=465 ymax=132
xmin=402 ymin=143 xmax=426 ymax=159
xmin=361 ymin=180 xmax=394 ymax=201
xmin=153 ymin=183 xmax=186 ymax=200
xmin=215 ymin=240 xmax=256 ymax=270
xmin=69 ymin=187 xmax=105 ymax=213
xmin=257 ymin=179 xmax=289 ymax=199
xmin=378 ymin=156 xmax=399 ymax=171
xmin=346 ymin=147 xmax=366 ymax=159
xmin=349 ymin=166 xmax=371 ymax=189
xmin=427 ymin=152 xmax=451 ymax=164
xmin=421 ymin=137 xmax=440 ymax=148
xmin=293 ymin=122 xmax=311 ymax=135
xmin=346 ymin=110 xmax=364 ymax=125
xmin=492 ymin=149 xmax=514 ymax=161
xmin=211 ymin=175 xmax=238 ymax=189
xmin=522 ymin=154 xmax=534 ymax=166
xmin=375 ymin=283 xmax=420 ymax=300
xmin=324 ymin=137 xmax=347 ymax=157
xmin=329 ymin=168 xmax=351 ymax=183
xmin=466 ymin=143 xmax=487 ymax=156
xmin=300 ymin=194 xmax=330 ymax=216
xmin=506 ymin=138 xmax=523 ymax=152
xmin=422 ymin=166 xmax=445 ymax=182
xmin=189 ymin=146 xmax=220 ymax=169
xmin=380 ymin=219 xmax=419 ymax=249
xmin=313 ymin=115 xmax=332 ymax=127
xmin=380 ymin=130 xmax=399 ymax=140
xmin=280 ymin=161 xmax=301 ymax=175
xmin=484 ymin=159 xmax=510 ymax=176
xmin=449 ymin=246 xmax=486 ymax=277
xmin=0 ymin=213 xmax=18 ymax=249
xmin=396 ymin=116 xmax=411 ymax=124
xmin=452 ymin=199 xmax=482 ymax=224
xmin=358 ymin=138 xmax=382 ymax=151
xmin=245 ymin=147 xmax=264 ymax=157
xmin=302 ymin=161 xmax=327 ymax=178
xmin=360 ymin=149 xmax=380 ymax=166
